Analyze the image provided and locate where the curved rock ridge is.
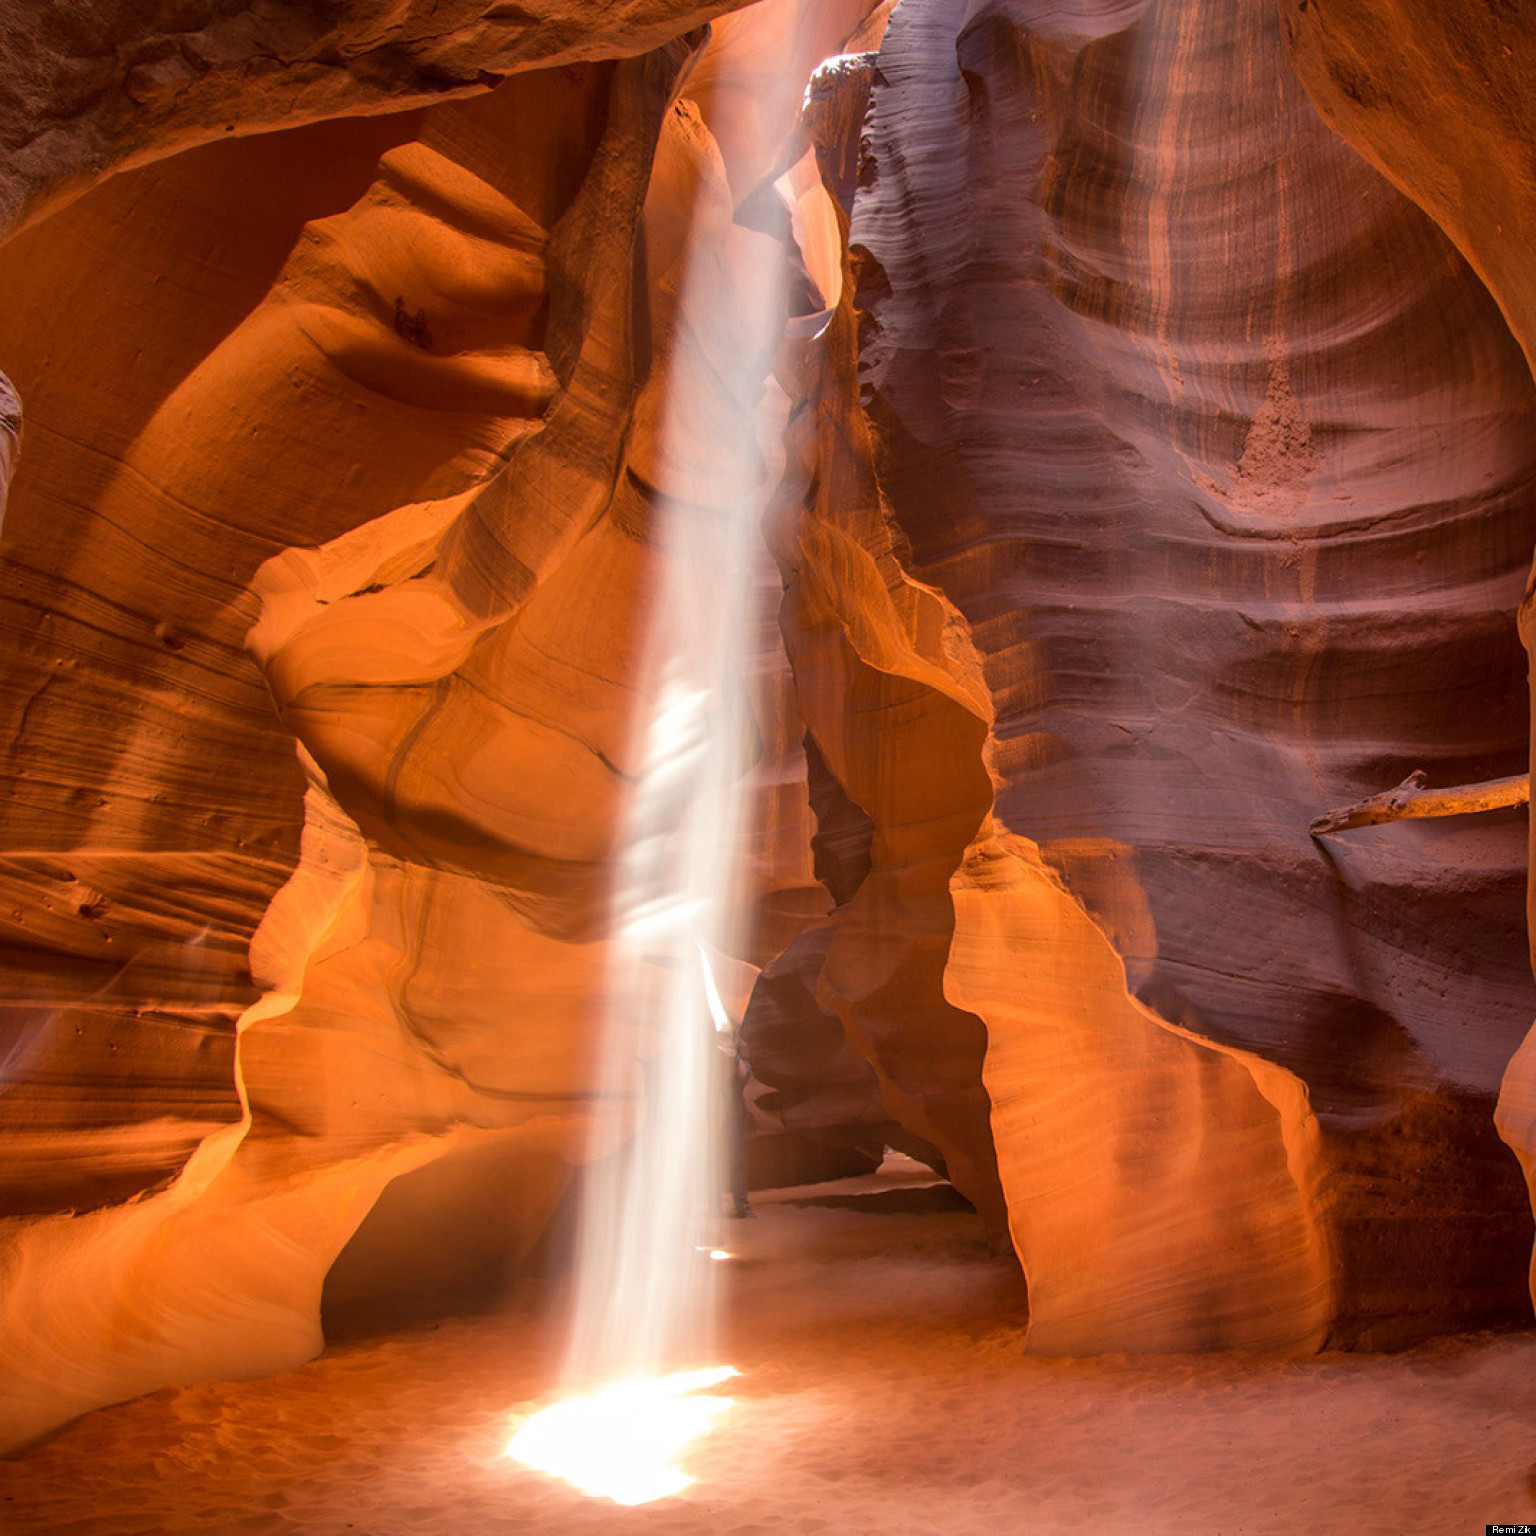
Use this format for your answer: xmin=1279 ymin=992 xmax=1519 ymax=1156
xmin=751 ymin=65 xmax=1009 ymax=1226
xmin=0 ymin=0 xmax=776 ymax=242
xmin=0 ymin=110 xmax=438 ymax=1228
xmin=1277 ymin=0 xmax=1536 ymax=1323
xmin=0 ymin=42 xmax=698 ymax=1453
xmin=0 ymin=369 xmax=17 ymax=524
xmin=1278 ymin=0 xmax=1536 ymax=385
xmin=6 ymin=0 xmax=1536 ymax=1460
xmin=0 ymin=0 xmax=899 ymax=1451
xmin=948 ymin=833 xmax=1334 ymax=1352
xmin=853 ymin=0 xmax=1536 ymax=1349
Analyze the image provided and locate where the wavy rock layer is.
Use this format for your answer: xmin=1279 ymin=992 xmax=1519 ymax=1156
xmin=0 ymin=0 xmax=897 ymax=1452
xmin=752 ymin=81 xmax=1010 ymax=1225
xmin=3 ymin=0 xmax=1535 ymax=1449
xmin=1278 ymin=0 xmax=1536 ymax=1319
xmin=0 ymin=371 xmax=16 ymax=516
xmin=853 ymin=0 xmax=1536 ymax=1349
xmin=0 ymin=47 xmax=689 ymax=1451
xmin=0 ymin=111 xmax=433 ymax=1223
xmin=0 ymin=0 xmax=770 ymax=239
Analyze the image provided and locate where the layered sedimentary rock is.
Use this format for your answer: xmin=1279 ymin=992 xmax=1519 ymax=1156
xmin=4 ymin=0 xmax=1536 ymax=1453
xmin=0 ymin=0 xmax=777 ymax=239
xmin=1278 ymin=0 xmax=1536 ymax=382
xmin=736 ymin=41 xmax=1010 ymax=1222
xmin=1277 ymin=0 xmax=1536 ymax=1317
xmin=0 ymin=0 xmax=901 ymax=1453
xmin=0 ymin=108 xmax=440 ymax=1225
xmin=850 ymin=0 xmax=1536 ymax=1350
xmin=759 ymin=257 xmax=1008 ymax=1223
xmin=0 ymin=44 xmax=691 ymax=1451
xmin=0 ymin=371 xmax=17 ymax=518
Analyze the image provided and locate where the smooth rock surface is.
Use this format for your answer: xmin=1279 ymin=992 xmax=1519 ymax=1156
xmin=1278 ymin=0 xmax=1536 ymax=1322
xmin=0 ymin=0 xmax=899 ymax=1452
xmin=0 ymin=0 xmax=766 ymax=239
xmin=852 ymin=0 xmax=1536 ymax=1349
xmin=760 ymin=187 xmax=1010 ymax=1230
xmin=3 ymin=0 xmax=1536 ymax=1458
xmin=0 ymin=42 xmax=693 ymax=1450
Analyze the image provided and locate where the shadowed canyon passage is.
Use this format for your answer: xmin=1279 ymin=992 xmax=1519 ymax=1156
xmin=4 ymin=0 xmax=1536 ymax=1501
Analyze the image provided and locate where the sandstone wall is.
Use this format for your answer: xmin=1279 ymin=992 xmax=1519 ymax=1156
xmin=1278 ymin=0 xmax=1536 ymax=1324
xmin=0 ymin=0 xmax=780 ymax=239
xmin=0 ymin=2 xmax=891 ymax=1449
xmin=2 ymin=0 xmax=1536 ymax=1454
xmin=850 ymin=0 xmax=1536 ymax=1350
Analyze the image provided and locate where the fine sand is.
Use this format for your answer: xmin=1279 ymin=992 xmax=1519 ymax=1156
xmin=3 ymin=1156 xmax=1535 ymax=1535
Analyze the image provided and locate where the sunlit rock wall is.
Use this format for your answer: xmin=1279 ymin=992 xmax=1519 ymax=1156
xmin=0 ymin=43 xmax=692 ymax=1451
xmin=3 ymin=0 xmax=1536 ymax=1452
xmin=849 ymin=0 xmax=1536 ymax=1350
xmin=739 ymin=40 xmax=1009 ymax=1227
xmin=0 ymin=0 xmax=893 ymax=1450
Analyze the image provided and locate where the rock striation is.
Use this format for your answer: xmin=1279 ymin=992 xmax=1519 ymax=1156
xmin=3 ymin=0 xmax=1536 ymax=1457
xmin=0 ymin=0 xmax=775 ymax=239
xmin=851 ymin=0 xmax=1536 ymax=1350
xmin=0 ymin=0 xmax=896 ymax=1453
xmin=1278 ymin=0 xmax=1536 ymax=1323
xmin=0 ymin=370 xmax=17 ymax=522
xmin=753 ymin=162 xmax=1010 ymax=1231
xmin=0 ymin=39 xmax=699 ymax=1450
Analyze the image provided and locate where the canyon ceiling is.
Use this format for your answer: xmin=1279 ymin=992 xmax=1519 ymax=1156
xmin=4 ymin=0 xmax=1536 ymax=1453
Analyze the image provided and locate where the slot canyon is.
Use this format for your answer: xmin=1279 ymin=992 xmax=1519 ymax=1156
xmin=4 ymin=0 xmax=1536 ymax=1529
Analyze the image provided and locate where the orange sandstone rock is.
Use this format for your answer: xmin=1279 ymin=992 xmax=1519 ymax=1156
xmin=4 ymin=0 xmax=1535 ymax=1457
xmin=0 ymin=34 xmax=701 ymax=1452
xmin=0 ymin=0 xmax=771 ymax=239
xmin=0 ymin=0 xmax=899 ymax=1452
xmin=756 ymin=106 xmax=1009 ymax=1227
xmin=0 ymin=370 xmax=16 ymax=520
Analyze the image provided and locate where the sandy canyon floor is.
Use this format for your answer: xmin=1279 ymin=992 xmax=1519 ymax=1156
xmin=3 ymin=1158 xmax=1534 ymax=1535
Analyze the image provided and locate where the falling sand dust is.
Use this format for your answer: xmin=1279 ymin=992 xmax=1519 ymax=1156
xmin=3 ymin=1155 xmax=1535 ymax=1535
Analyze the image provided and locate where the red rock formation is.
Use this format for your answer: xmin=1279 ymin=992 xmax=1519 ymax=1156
xmin=4 ymin=0 xmax=1536 ymax=1454
xmin=1278 ymin=0 xmax=1536 ymax=1321
xmin=1278 ymin=0 xmax=1536 ymax=382
xmin=0 ymin=371 xmax=16 ymax=517
xmin=0 ymin=0 xmax=897 ymax=1453
xmin=731 ymin=40 xmax=1012 ymax=1222
xmin=852 ymin=0 xmax=1536 ymax=1349
xmin=0 ymin=41 xmax=695 ymax=1450
xmin=0 ymin=0 xmax=776 ymax=239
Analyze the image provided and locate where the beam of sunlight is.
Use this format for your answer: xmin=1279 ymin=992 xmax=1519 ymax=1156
xmin=504 ymin=10 xmax=835 ymax=1506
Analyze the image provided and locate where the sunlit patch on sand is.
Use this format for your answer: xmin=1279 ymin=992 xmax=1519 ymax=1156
xmin=506 ymin=1365 xmax=740 ymax=1506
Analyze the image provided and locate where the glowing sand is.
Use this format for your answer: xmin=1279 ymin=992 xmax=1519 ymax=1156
xmin=507 ymin=1366 xmax=740 ymax=1506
